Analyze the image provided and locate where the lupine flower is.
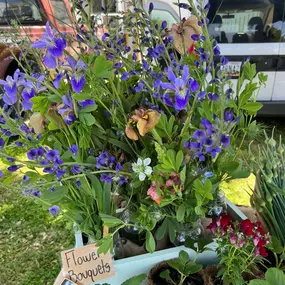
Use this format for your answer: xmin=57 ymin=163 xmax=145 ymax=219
xmin=148 ymin=2 xmax=154 ymax=14
xmin=31 ymin=22 xmax=66 ymax=68
xmin=0 ymin=171 xmax=3 ymax=178
xmin=96 ymin=152 xmax=115 ymax=169
xmin=132 ymin=158 xmax=152 ymax=181
xmin=71 ymin=165 xmax=81 ymax=174
xmin=8 ymin=165 xmax=23 ymax=172
xmin=78 ymin=99 xmax=95 ymax=107
xmin=118 ymin=176 xmax=128 ymax=185
xmin=100 ymin=173 xmax=113 ymax=184
xmin=53 ymin=73 xmax=63 ymax=89
xmin=0 ymin=69 xmax=22 ymax=105
xmin=0 ymin=138 xmax=4 ymax=147
xmin=49 ymin=205 xmax=60 ymax=216
xmin=71 ymin=74 xmax=85 ymax=94
xmin=68 ymin=145 xmax=78 ymax=156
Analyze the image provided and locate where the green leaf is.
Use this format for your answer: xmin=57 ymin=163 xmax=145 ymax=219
xmin=248 ymin=281 xmax=269 ymax=285
xmin=61 ymin=150 xmax=72 ymax=160
xmin=240 ymin=102 xmax=263 ymax=114
xmin=40 ymin=186 xmax=68 ymax=204
xmin=79 ymin=113 xmax=95 ymax=126
xmin=184 ymin=261 xmax=203 ymax=276
xmin=121 ymin=274 xmax=147 ymax=285
xmin=220 ymin=161 xmax=240 ymax=173
xmin=179 ymin=250 xmax=189 ymax=265
xmin=280 ymin=253 xmax=285 ymax=261
xmin=175 ymin=151 xmax=184 ymax=172
xmin=265 ymin=268 xmax=285 ymax=285
xmin=242 ymin=61 xmax=256 ymax=81
xmin=97 ymin=235 xmax=113 ymax=254
xmin=108 ymin=137 xmax=135 ymax=155
xmin=146 ymin=231 xmax=156 ymax=253
xmin=156 ymin=218 xmax=167 ymax=240
xmin=99 ymin=213 xmax=123 ymax=227
xmin=93 ymin=55 xmax=114 ymax=79
xmin=79 ymin=104 xmax=98 ymax=113
xmin=176 ymin=204 xmax=185 ymax=222
xmin=159 ymin=270 xmax=172 ymax=281
xmin=87 ymin=174 xmax=103 ymax=210
xmin=30 ymin=96 xmax=50 ymax=115
xmin=167 ymin=259 xmax=183 ymax=273
xmin=103 ymin=182 xmax=111 ymax=214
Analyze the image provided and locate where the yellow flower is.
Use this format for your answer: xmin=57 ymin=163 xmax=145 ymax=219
xmin=125 ymin=109 xmax=160 ymax=140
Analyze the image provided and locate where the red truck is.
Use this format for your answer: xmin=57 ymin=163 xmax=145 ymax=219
xmin=0 ymin=0 xmax=73 ymax=78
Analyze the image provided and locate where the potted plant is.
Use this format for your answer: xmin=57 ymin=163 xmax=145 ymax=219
xmin=205 ymin=213 xmax=270 ymax=284
xmin=0 ymin=0 xmax=266 ymax=262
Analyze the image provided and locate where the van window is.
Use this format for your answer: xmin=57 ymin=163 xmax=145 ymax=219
xmin=93 ymin=0 xmax=117 ymax=13
xmin=0 ymin=0 xmax=43 ymax=25
xmin=208 ymin=0 xmax=285 ymax=43
xmin=151 ymin=9 xmax=178 ymax=26
xmin=50 ymin=0 xmax=71 ymax=25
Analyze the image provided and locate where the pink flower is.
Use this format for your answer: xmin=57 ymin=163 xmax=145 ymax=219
xmin=238 ymin=239 xmax=246 ymax=248
xmin=229 ymin=233 xmax=238 ymax=245
xmin=166 ymin=179 xmax=174 ymax=187
xmin=253 ymin=235 xmax=260 ymax=246
xmin=147 ymin=183 xmax=161 ymax=205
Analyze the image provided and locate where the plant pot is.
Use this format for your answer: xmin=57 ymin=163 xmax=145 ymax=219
xmin=147 ymin=261 xmax=204 ymax=285
xmin=206 ymin=190 xmax=227 ymax=218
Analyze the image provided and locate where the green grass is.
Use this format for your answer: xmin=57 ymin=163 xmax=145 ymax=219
xmin=0 ymin=187 xmax=74 ymax=285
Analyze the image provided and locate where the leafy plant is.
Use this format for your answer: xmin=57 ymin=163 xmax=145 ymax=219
xmin=160 ymin=250 xmax=202 ymax=285
xmin=249 ymin=268 xmax=285 ymax=285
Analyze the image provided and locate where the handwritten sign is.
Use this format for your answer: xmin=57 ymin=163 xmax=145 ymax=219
xmin=61 ymin=244 xmax=115 ymax=284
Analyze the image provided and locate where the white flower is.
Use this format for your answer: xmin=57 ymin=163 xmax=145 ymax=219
xmin=132 ymin=158 xmax=153 ymax=181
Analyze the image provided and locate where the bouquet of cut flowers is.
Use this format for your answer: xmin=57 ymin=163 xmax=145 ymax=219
xmin=0 ymin=0 xmax=266 ymax=253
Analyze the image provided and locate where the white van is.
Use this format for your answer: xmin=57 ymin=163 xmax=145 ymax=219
xmin=93 ymin=0 xmax=285 ymax=115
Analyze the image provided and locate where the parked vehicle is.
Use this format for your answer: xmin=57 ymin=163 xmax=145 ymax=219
xmin=0 ymin=0 xmax=72 ymax=78
xmin=94 ymin=0 xmax=285 ymax=115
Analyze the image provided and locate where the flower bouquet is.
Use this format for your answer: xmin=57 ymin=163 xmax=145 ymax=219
xmin=0 ymin=0 xmax=266 ymax=256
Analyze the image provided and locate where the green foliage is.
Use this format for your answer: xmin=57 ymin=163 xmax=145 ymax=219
xmin=249 ymin=268 xmax=285 ymax=285
xmin=121 ymin=274 xmax=147 ymax=285
xmin=93 ymin=55 xmax=114 ymax=79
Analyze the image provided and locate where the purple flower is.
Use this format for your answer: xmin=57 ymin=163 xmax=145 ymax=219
xmin=31 ymin=22 xmax=66 ymax=69
xmin=192 ymin=130 xmax=206 ymax=140
xmin=22 ymin=88 xmax=35 ymax=110
xmin=178 ymin=3 xmax=190 ymax=9
xmin=27 ymin=148 xmax=37 ymax=160
xmin=78 ymin=99 xmax=95 ymax=107
xmin=96 ymin=152 xmax=115 ymax=169
xmin=49 ymin=205 xmax=60 ymax=216
xmin=56 ymin=169 xmax=65 ymax=179
xmin=213 ymin=46 xmax=220 ymax=56
xmin=71 ymin=74 xmax=85 ymax=94
xmin=204 ymin=172 xmax=214 ymax=178
xmin=15 ymin=141 xmax=23 ymax=147
xmin=161 ymin=21 xmax=167 ymax=30
xmin=58 ymin=94 xmax=75 ymax=125
xmin=7 ymin=157 xmax=15 ymax=162
xmin=161 ymin=66 xmax=190 ymax=111
xmin=208 ymin=93 xmax=219 ymax=101
xmin=0 ymin=138 xmax=4 ymax=147
xmin=118 ymin=176 xmax=128 ymax=185
xmin=68 ymin=145 xmax=78 ymax=156
xmin=206 ymin=147 xmax=222 ymax=158
xmin=197 ymin=91 xmax=206 ymax=100
xmin=189 ymin=79 xmax=199 ymax=92
xmin=191 ymin=34 xmax=200 ymax=41
xmin=46 ymin=149 xmax=60 ymax=161
xmin=200 ymin=53 xmax=210 ymax=62
xmin=116 ymin=162 xmax=122 ymax=173
xmin=148 ymin=2 xmax=154 ymax=14
xmin=220 ymin=134 xmax=230 ymax=147
xmin=135 ymin=81 xmax=144 ymax=93
xmin=224 ymin=111 xmax=234 ymax=122
xmin=8 ymin=165 xmax=22 ymax=172
xmin=114 ymin=62 xmax=123 ymax=69
xmin=220 ymin=56 xmax=229 ymax=66
xmin=0 ymin=171 xmax=3 ymax=178
xmin=0 ymin=69 xmax=21 ymax=105
xmin=204 ymin=2 xmax=211 ymax=9
xmin=121 ymin=72 xmax=130 ymax=81
xmin=71 ymin=165 xmax=81 ymax=174
xmin=100 ymin=173 xmax=113 ymax=184
xmin=31 ymin=190 xmax=42 ymax=197
xmin=53 ymin=73 xmax=63 ymax=89
xmin=23 ymin=175 xmax=30 ymax=182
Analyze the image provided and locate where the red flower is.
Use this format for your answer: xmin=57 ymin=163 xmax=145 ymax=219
xmin=256 ymin=221 xmax=265 ymax=236
xmin=240 ymin=219 xmax=254 ymax=236
xmin=188 ymin=43 xmax=195 ymax=54
xmin=220 ymin=213 xmax=233 ymax=232
xmin=207 ymin=218 xmax=218 ymax=234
